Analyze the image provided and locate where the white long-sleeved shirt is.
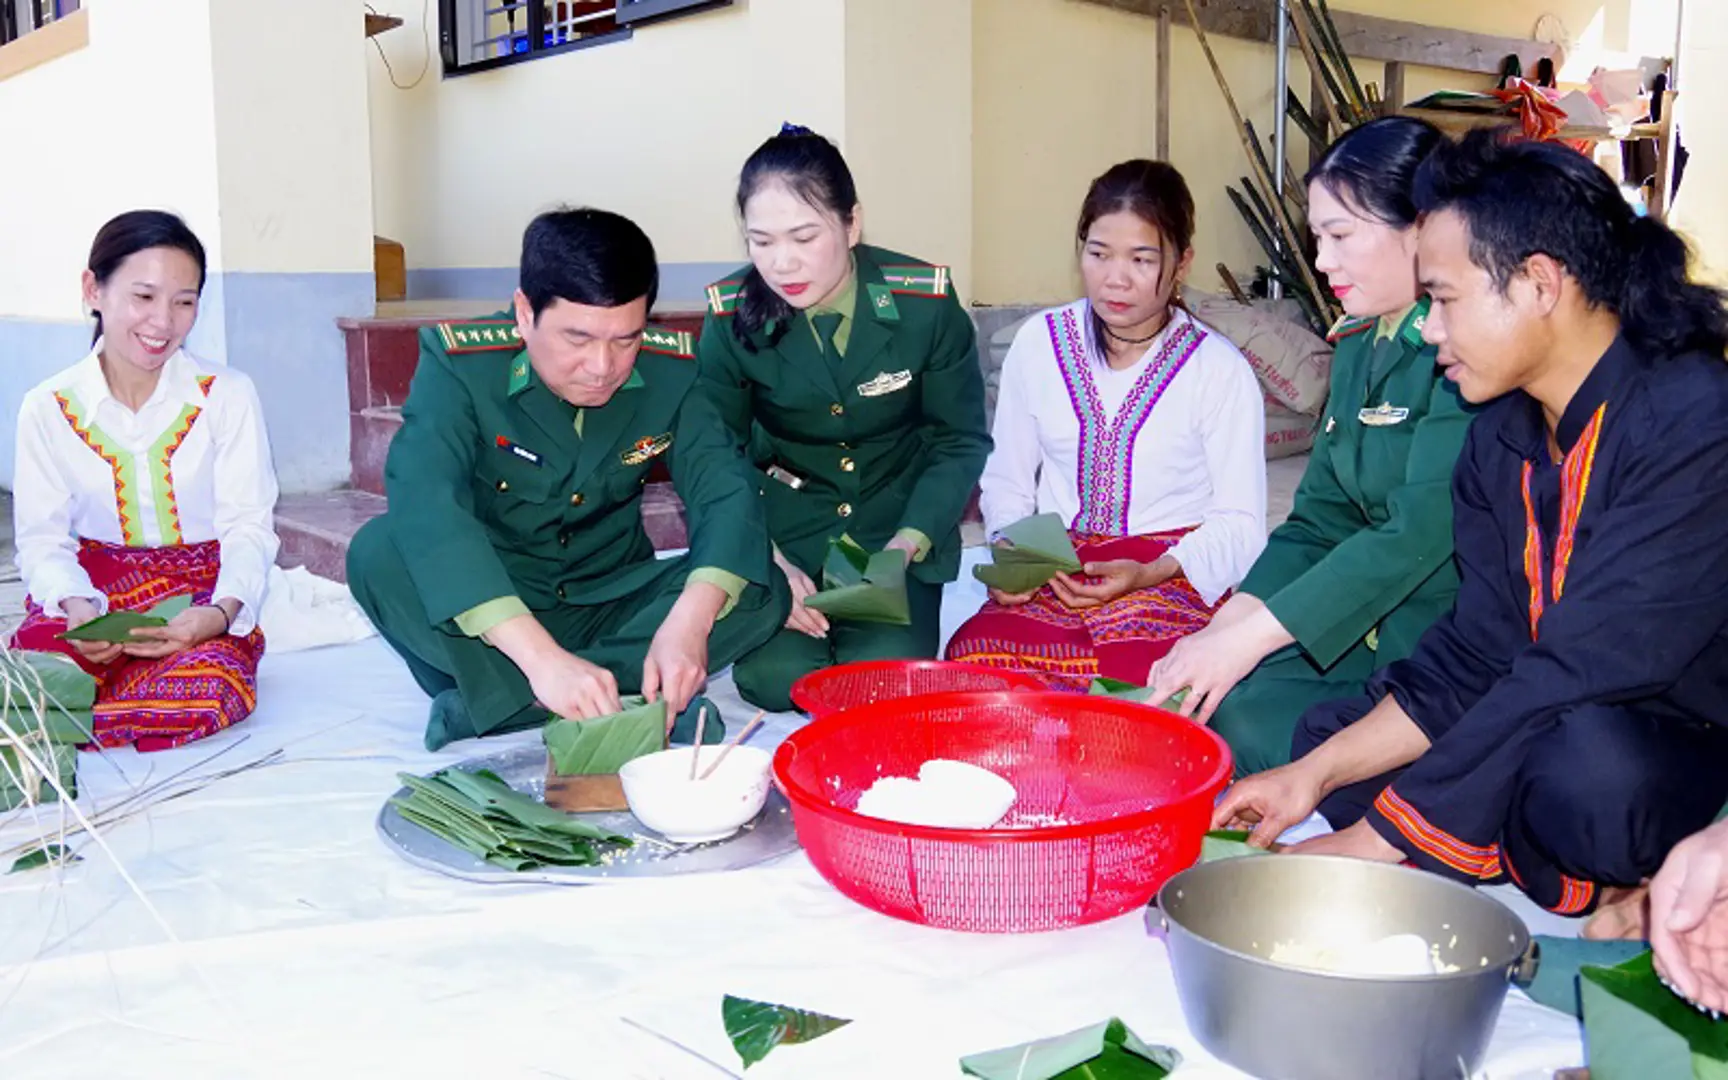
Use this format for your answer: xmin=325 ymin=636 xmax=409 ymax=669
xmin=14 ymin=346 xmax=280 ymax=635
xmin=979 ymin=301 xmax=1267 ymax=605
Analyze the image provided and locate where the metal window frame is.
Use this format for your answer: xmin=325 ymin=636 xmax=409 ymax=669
xmin=438 ymin=0 xmax=730 ymax=77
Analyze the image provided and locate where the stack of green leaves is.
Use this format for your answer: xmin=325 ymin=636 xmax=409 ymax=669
xmin=0 ymin=650 xmax=95 ymax=812
xmin=960 ymin=1018 xmax=1180 ymax=1079
xmin=1582 ymin=951 xmax=1728 ymax=1079
xmin=390 ymin=767 xmax=632 ymax=871
xmin=544 ymin=696 xmax=667 ymax=776
xmin=972 ymin=513 xmax=1082 ymax=594
xmin=802 ymin=536 xmax=910 ymax=625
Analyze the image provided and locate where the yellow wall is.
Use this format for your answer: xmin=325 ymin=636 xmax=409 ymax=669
xmin=0 ymin=0 xmax=223 ymax=322
xmin=367 ymin=0 xmax=849 ymax=274
xmin=208 ymin=0 xmax=374 ymax=274
xmin=971 ymin=0 xmax=1674 ymax=305
xmin=1672 ymin=0 xmax=1728 ymax=283
xmin=844 ymin=0 xmax=974 ymax=296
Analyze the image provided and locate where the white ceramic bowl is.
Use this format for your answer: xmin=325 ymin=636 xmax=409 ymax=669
xmin=619 ymin=745 xmax=772 ymax=844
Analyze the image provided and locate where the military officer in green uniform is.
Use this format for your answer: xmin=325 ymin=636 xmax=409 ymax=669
xmin=347 ymin=208 xmax=787 ymax=749
xmin=698 ymin=125 xmax=991 ymax=712
xmin=1148 ymin=118 xmax=1474 ymax=775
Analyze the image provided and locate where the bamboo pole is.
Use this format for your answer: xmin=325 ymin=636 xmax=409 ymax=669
xmin=1181 ymin=0 xmax=1335 ymax=325
xmin=1286 ymin=0 xmax=1347 ymax=137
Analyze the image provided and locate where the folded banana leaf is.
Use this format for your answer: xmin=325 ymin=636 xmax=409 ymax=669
xmin=1582 ymin=950 xmax=1728 ymax=1079
xmin=389 ymin=767 xmax=632 ymax=870
xmin=57 ymin=594 xmax=193 ymax=643
xmin=1089 ymin=677 xmax=1187 ymax=712
xmin=723 ymin=994 xmax=852 ymax=1070
xmin=544 ymin=696 xmax=666 ymax=776
xmin=961 ymin=1017 xmax=1180 ymax=1079
xmin=973 ymin=513 xmax=1082 ymax=593
xmin=0 ymin=650 xmax=96 ymax=744
xmin=802 ymin=536 xmax=910 ymax=625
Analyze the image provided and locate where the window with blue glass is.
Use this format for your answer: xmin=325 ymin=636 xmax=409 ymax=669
xmin=1 ymin=0 xmax=80 ymax=48
xmin=438 ymin=0 xmax=730 ymax=76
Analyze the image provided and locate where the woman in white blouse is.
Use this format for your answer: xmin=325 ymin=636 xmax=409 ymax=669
xmin=945 ymin=161 xmax=1266 ymax=690
xmin=11 ymin=211 xmax=279 ymax=751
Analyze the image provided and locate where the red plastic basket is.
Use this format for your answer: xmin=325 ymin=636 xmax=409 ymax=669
xmin=772 ymin=690 xmax=1232 ymax=933
xmin=790 ymin=660 xmax=1047 ymax=720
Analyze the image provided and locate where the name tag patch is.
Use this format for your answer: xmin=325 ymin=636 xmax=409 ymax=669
xmin=495 ymin=435 xmax=542 ymax=465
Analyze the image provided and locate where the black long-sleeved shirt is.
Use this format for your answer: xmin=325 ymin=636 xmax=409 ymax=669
xmin=1362 ymin=336 xmax=1728 ymax=879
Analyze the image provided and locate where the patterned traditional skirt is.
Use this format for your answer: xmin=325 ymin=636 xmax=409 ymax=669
xmin=11 ymin=539 xmax=266 ymax=752
xmin=944 ymin=529 xmax=1221 ymax=692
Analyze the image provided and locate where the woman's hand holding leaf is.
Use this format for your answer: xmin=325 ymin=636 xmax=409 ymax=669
xmin=1148 ymin=601 xmax=1293 ymax=724
xmin=1211 ymin=761 xmax=1325 ymax=849
xmin=61 ymin=597 xmax=122 ymax=665
xmin=775 ymin=547 xmax=829 ymax=638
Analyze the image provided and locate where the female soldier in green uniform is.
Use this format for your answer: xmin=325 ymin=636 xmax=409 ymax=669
xmin=1147 ymin=117 xmax=1474 ymax=775
xmin=698 ymin=125 xmax=991 ymax=713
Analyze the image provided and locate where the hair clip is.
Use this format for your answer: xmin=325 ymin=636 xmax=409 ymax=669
xmin=779 ymin=122 xmax=814 ymax=137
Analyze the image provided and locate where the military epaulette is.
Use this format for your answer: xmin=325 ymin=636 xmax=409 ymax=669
xmin=879 ymin=264 xmax=951 ymax=298
xmin=436 ymin=319 xmax=522 ymax=354
xmin=640 ymin=324 xmax=696 ymax=360
xmin=706 ymin=280 xmax=742 ymax=316
xmin=1325 ymin=314 xmax=1375 ymax=344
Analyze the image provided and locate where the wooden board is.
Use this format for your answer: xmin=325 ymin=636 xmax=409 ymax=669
xmin=1076 ymin=0 xmax=1565 ymax=77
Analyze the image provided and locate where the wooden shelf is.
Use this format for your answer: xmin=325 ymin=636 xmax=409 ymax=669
xmin=1398 ymin=107 xmax=1663 ymax=144
xmin=365 ymin=13 xmax=404 ymax=38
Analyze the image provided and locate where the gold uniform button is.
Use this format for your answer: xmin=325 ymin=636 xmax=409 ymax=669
xmin=830 ymin=403 xmax=844 ymax=416
xmin=495 ymin=479 xmax=509 ymax=493
xmin=837 ymin=503 xmax=853 ymax=518
xmin=840 ymin=457 xmax=855 ymax=472
xmin=570 ymin=492 xmax=585 ymax=507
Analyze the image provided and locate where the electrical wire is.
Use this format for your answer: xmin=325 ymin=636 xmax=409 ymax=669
xmin=366 ymin=0 xmax=433 ymax=91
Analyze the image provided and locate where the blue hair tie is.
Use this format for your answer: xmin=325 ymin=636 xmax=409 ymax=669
xmin=779 ymin=122 xmax=814 ymax=137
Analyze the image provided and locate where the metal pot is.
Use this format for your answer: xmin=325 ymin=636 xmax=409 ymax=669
xmin=1149 ymin=855 xmax=1539 ymax=1080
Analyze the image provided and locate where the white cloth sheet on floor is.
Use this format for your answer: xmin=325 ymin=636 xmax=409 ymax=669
xmin=0 ymin=550 xmax=1586 ymax=1078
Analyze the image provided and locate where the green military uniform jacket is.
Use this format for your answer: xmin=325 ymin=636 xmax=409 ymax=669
xmin=1237 ymin=300 xmax=1473 ymax=668
xmin=379 ymin=313 xmax=773 ymax=628
xmin=696 ymin=244 xmax=991 ymax=585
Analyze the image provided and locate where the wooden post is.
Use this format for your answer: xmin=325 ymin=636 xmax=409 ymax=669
xmin=1157 ymin=5 xmax=1172 ymax=159
xmin=1310 ymin=72 xmax=1328 ymax=166
xmin=1382 ymin=60 xmax=1406 ymax=113
xmin=1650 ymin=88 xmax=1678 ymax=220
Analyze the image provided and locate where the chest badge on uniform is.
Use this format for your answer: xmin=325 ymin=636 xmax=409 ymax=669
xmin=857 ymin=370 xmax=913 ymax=398
xmin=494 ymin=434 xmax=542 ymax=466
xmin=1357 ymin=402 xmax=1411 ymax=427
xmin=620 ymin=432 xmax=673 ymax=466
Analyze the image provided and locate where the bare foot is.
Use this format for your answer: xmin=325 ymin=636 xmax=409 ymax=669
xmin=1582 ymin=884 xmax=1650 ymax=941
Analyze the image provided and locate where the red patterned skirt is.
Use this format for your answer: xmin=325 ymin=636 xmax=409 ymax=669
xmin=11 ymin=539 xmax=266 ymax=752
xmin=944 ymin=530 xmax=1221 ymax=692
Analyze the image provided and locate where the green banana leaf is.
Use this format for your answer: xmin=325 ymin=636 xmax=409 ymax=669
xmin=722 ymin=994 xmax=852 ymax=1070
xmin=390 ymin=767 xmax=632 ymax=871
xmin=543 ymin=696 xmax=666 ymax=776
xmin=0 ymin=649 xmax=96 ymax=744
xmin=803 ymin=536 xmax=910 ymax=625
xmin=0 ymin=742 xmax=78 ymax=811
xmin=1201 ymin=829 xmax=1270 ymax=863
xmin=960 ymin=1018 xmax=1180 ymax=1079
xmin=8 ymin=843 xmax=79 ymax=874
xmin=57 ymin=594 xmax=194 ymax=643
xmin=973 ymin=513 xmax=1082 ymax=593
xmin=1088 ymin=677 xmax=1187 ymax=712
xmin=1582 ymin=951 xmax=1728 ymax=1080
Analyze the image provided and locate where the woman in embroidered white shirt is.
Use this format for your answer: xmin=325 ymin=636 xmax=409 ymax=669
xmin=11 ymin=211 xmax=279 ymax=751
xmin=945 ymin=161 xmax=1266 ymax=690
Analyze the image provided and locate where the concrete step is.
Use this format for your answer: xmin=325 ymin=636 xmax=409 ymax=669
xmin=275 ymin=485 xmax=692 ymax=584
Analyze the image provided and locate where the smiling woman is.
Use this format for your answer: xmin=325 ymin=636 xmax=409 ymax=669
xmin=9 ymin=210 xmax=280 ymax=752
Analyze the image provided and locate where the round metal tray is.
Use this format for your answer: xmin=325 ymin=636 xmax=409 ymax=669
xmin=376 ymin=742 xmax=801 ymax=885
